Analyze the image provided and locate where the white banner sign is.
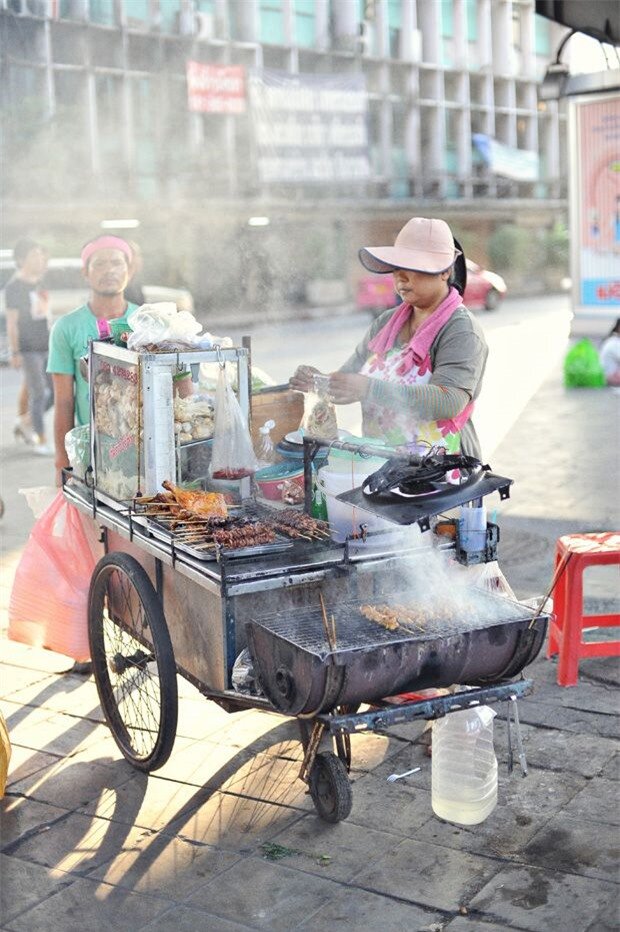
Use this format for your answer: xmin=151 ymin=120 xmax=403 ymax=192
xmin=249 ymin=70 xmax=370 ymax=184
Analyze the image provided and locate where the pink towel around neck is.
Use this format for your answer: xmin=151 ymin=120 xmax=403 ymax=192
xmin=368 ymin=286 xmax=463 ymax=375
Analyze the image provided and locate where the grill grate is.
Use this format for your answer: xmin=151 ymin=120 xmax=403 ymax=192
xmin=250 ymin=592 xmax=535 ymax=660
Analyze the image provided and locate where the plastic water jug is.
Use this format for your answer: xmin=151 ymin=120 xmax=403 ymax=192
xmin=431 ymin=705 xmax=498 ymax=825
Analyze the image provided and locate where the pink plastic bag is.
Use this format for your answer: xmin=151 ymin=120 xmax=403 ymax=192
xmin=8 ymin=492 xmax=98 ymax=662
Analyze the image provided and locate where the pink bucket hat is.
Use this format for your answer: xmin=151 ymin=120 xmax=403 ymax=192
xmin=359 ymin=217 xmax=461 ymax=274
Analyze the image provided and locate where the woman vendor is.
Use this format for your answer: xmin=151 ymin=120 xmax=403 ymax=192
xmin=290 ymin=217 xmax=488 ymax=460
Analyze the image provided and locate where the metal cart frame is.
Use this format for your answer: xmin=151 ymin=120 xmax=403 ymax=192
xmin=66 ymin=459 xmax=542 ymax=823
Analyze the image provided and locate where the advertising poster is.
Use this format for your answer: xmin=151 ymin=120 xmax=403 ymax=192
xmin=574 ymin=94 xmax=620 ymax=307
xmin=248 ymin=70 xmax=370 ymax=184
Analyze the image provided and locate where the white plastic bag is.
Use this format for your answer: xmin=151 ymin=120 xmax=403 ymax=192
xmin=65 ymin=425 xmax=91 ymax=478
xmin=19 ymin=486 xmax=57 ymax=519
xmin=126 ymin=302 xmax=202 ymax=351
xmin=209 ymin=366 xmax=258 ymax=480
xmin=468 ymin=560 xmax=516 ymax=599
xmin=299 ymin=374 xmax=338 ymax=441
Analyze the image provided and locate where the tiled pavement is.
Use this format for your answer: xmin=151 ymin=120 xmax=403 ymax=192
xmin=0 ymin=360 xmax=618 ymax=931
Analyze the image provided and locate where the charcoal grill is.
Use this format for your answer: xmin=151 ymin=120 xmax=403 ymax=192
xmin=66 ymin=406 xmax=550 ymax=825
xmin=246 ymin=593 xmax=548 ymax=715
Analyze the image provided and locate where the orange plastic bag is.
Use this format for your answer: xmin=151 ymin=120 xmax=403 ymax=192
xmin=8 ymin=492 xmax=96 ymax=662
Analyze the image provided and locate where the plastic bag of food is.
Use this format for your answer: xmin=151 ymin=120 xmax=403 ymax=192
xmin=563 ymin=339 xmax=606 ymax=388
xmin=8 ymin=492 xmax=97 ymax=661
xmin=299 ymin=374 xmax=338 ymax=441
xmin=126 ymin=302 xmax=202 ymax=351
xmin=209 ymin=366 xmax=258 ymax=480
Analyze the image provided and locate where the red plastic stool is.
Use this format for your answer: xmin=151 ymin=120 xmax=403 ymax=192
xmin=547 ymin=532 xmax=620 ymax=686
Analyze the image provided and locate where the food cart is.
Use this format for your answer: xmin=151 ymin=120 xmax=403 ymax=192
xmin=64 ymin=339 xmax=549 ymax=822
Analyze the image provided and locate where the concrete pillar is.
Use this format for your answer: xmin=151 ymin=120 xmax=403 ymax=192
xmin=283 ymin=0 xmax=294 ymax=45
xmin=520 ymin=2 xmax=535 ymax=79
xmin=213 ymin=0 xmax=229 ymax=38
xmin=452 ymin=0 xmax=467 ymax=69
xmin=417 ymin=0 xmax=440 ymax=63
xmin=375 ymin=0 xmax=390 ymax=59
xmin=332 ymin=0 xmax=358 ymax=50
xmin=477 ymin=0 xmax=492 ymax=70
xmin=230 ymin=0 xmax=258 ymax=43
xmin=405 ymin=102 xmax=420 ymax=177
xmin=398 ymin=0 xmax=417 ymax=62
xmin=86 ymin=71 xmax=99 ymax=176
xmin=43 ymin=20 xmax=55 ymax=119
xmin=491 ymin=0 xmax=511 ymax=73
xmin=313 ymin=0 xmax=329 ymax=53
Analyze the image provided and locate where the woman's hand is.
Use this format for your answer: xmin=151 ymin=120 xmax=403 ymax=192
xmin=328 ymin=372 xmax=370 ymax=404
xmin=289 ymin=365 xmax=321 ymax=393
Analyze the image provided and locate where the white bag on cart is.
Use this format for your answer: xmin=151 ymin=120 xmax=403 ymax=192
xmin=126 ymin=302 xmax=202 ymax=351
xmin=209 ymin=366 xmax=258 ymax=480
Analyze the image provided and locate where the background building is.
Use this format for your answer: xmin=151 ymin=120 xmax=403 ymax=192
xmin=0 ymin=0 xmax=575 ymax=316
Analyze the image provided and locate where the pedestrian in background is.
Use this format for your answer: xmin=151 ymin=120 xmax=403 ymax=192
xmin=599 ymin=317 xmax=620 ymax=386
xmin=47 ymin=235 xmax=138 ymax=485
xmin=5 ymin=237 xmax=53 ymax=454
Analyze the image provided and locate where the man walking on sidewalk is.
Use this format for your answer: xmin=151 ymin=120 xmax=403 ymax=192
xmin=5 ymin=237 xmax=53 ymax=454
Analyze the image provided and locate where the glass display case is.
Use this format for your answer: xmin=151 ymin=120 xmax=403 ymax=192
xmin=89 ymin=341 xmax=251 ymax=504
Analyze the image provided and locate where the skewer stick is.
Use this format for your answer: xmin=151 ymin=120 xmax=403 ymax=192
xmin=319 ymin=593 xmax=337 ymax=651
xmin=329 ymin=613 xmax=337 ymax=648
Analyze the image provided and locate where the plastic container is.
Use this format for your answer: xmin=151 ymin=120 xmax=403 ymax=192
xmin=459 ymin=503 xmax=487 ymax=553
xmin=431 ymin=705 xmax=498 ymax=825
xmin=317 ymin=453 xmax=393 ymax=543
xmin=255 ymin=463 xmax=304 ymax=502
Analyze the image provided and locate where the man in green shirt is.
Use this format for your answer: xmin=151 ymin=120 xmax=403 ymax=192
xmin=47 ymin=235 xmax=138 ymax=485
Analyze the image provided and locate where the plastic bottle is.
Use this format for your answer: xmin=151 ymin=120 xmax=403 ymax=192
xmin=431 ymin=705 xmax=498 ymax=825
xmin=310 ymin=469 xmax=329 ymax=521
xmin=256 ymin=419 xmax=277 ymax=466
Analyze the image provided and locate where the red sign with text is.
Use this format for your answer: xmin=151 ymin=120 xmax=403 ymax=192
xmin=186 ymin=61 xmax=246 ymax=114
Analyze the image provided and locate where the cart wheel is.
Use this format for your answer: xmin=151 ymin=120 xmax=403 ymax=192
xmin=309 ymin=751 xmax=353 ymax=823
xmin=88 ymin=552 xmax=177 ymax=772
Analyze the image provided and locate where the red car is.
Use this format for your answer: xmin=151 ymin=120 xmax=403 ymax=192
xmin=462 ymin=259 xmax=507 ymax=311
xmin=356 ymin=259 xmax=507 ymax=314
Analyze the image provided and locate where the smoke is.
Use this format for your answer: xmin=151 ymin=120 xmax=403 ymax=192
xmin=368 ymin=537 xmax=524 ymax=630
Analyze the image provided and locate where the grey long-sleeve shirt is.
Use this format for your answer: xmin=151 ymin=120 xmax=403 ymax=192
xmin=338 ymin=305 xmax=488 ymax=459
